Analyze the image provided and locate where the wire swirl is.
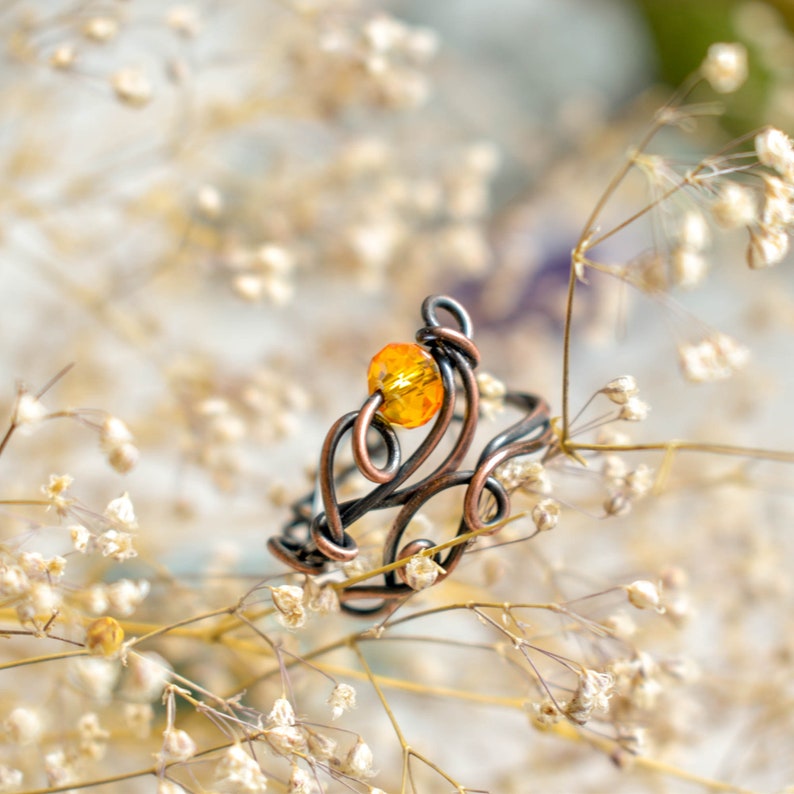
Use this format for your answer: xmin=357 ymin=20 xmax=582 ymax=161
xmin=268 ymin=295 xmax=552 ymax=616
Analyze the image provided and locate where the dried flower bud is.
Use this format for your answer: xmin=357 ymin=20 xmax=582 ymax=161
xmin=267 ymin=697 xmax=296 ymax=727
xmin=564 ymin=669 xmax=614 ymax=724
xmin=328 ymin=683 xmax=357 ymax=720
xmin=701 ymin=42 xmax=748 ymax=93
xmin=120 ymin=651 xmax=170 ymax=702
xmin=213 ymin=744 xmax=268 ymax=793
xmin=83 ymin=17 xmax=118 ymax=42
xmin=196 ymin=184 xmax=223 ymax=219
xmin=601 ymin=375 xmax=638 ymax=405
xmin=756 ymin=126 xmax=794 ymax=179
xmin=70 ymin=524 xmax=92 ymax=553
xmin=618 ymin=396 xmax=650 ymax=422
xmin=344 ymin=738 xmax=375 ymax=778
xmin=270 ymin=585 xmax=306 ymax=629
xmin=160 ymin=728 xmax=197 ymax=762
xmin=106 ymin=578 xmax=150 ymax=616
xmin=4 ymin=707 xmax=42 ymax=745
xmin=671 ymin=247 xmax=708 ymax=289
xmin=711 ymin=181 xmax=757 ymax=229
xmin=266 ymin=725 xmax=308 ymax=756
xmin=104 ymin=493 xmax=138 ymax=529
xmin=50 ymin=43 xmax=78 ymax=69
xmin=0 ymin=765 xmax=23 ymax=789
xmin=748 ymin=225 xmax=789 ymax=268
xmin=288 ymin=764 xmax=313 ymax=794
xmin=14 ymin=393 xmax=47 ymax=427
xmin=531 ymin=499 xmax=560 ymax=532
xmin=111 ymin=68 xmax=153 ymax=107
xmin=678 ymin=210 xmax=710 ymax=251
xmin=85 ymin=616 xmax=125 ymax=657
xmin=625 ymin=580 xmax=664 ymax=612
xmin=402 ymin=554 xmax=444 ymax=590
xmin=97 ymin=529 xmax=137 ymax=561
xmin=167 ymin=6 xmax=202 ymax=38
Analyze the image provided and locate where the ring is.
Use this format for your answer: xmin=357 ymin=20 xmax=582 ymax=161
xmin=268 ymin=295 xmax=552 ymax=616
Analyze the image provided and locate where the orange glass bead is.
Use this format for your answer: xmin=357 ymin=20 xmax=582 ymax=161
xmin=367 ymin=342 xmax=444 ymax=428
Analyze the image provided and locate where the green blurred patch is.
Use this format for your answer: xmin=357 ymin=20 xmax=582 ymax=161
xmin=633 ymin=0 xmax=792 ymax=131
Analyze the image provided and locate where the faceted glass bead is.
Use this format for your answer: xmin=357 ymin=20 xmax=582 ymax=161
xmin=367 ymin=342 xmax=444 ymax=428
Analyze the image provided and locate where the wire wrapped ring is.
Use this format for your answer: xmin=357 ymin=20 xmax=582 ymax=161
xmin=268 ymin=295 xmax=552 ymax=616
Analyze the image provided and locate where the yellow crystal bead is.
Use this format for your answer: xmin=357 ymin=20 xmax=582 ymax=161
xmin=367 ymin=342 xmax=444 ymax=428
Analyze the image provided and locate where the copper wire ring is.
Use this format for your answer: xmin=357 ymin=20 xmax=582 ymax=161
xmin=267 ymin=295 xmax=553 ymax=616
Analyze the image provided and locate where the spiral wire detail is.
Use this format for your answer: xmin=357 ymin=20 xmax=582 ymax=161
xmin=268 ymin=295 xmax=553 ymax=615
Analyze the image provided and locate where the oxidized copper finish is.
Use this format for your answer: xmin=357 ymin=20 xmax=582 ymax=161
xmin=268 ymin=295 xmax=552 ymax=616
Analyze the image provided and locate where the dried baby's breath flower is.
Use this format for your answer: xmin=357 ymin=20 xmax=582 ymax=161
xmin=625 ymin=580 xmax=664 ymax=612
xmin=288 ymin=765 xmax=313 ymax=794
xmin=104 ymin=492 xmax=138 ymax=529
xmin=476 ymin=372 xmax=506 ymax=400
xmin=625 ymin=464 xmax=654 ymax=498
xmin=43 ymin=473 xmax=73 ymax=514
xmin=100 ymin=417 xmax=139 ymax=473
xmin=344 ymin=738 xmax=376 ymax=778
xmin=328 ymin=683 xmax=357 ymax=720
xmin=106 ymin=578 xmax=150 ymax=616
xmin=85 ymin=617 xmax=125 ymax=657
xmin=564 ymin=669 xmax=614 ymax=724
xmin=96 ymin=529 xmax=137 ymax=561
xmin=267 ymin=697 xmax=296 ymax=728
xmin=701 ymin=42 xmax=748 ymax=93
xmin=14 ymin=393 xmax=47 ymax=427
xmin=4 ymin=708 xmax=42 ymax=745
xmin=531 ymin=498 xmax=560 ymax=532
xmin=68 ymin=656 xmax=120 ymax=700
xmin=50 ymin=44 xmax=77 ymax=70
xmin=44 ymin=749 xmax=75 ymax=788
xmin=678 ymin=332 xmax=749 ymax=382
xmin=601 ymin=375 xmax=638 ymax=405
xmin=83 ymin=17 xmax=118 ymax=42
xmin=403 ymin=554 xmax=444 ymax=590
xmin=19 ymin=551 xmax=65 ymax=582
xmin=671 ymin=247 xmax=708 ymax=289
xmin=602 ymin=611 xmax=637 ymax=640
xmin=120 ymin=651 xmax=171 ymax=702
xmin=214 ymin=744 xmax=268 ymax=793
xmin=111 ymin=68 xmax=153 ymax=107
xmin=196 ymin=184 xmax=223 ymax=219
xmin=531 ymin=698 xmax=563 ymax=727
xmin=678 ymin=210 xmax=711 ymax=251
xmin=266 ymin=725 xmax=308 ymax=756
xmin=160 ymin=728 xmax=197 ymax=763
xmin=70 ymin=524 xmax=91 ymax=553
xmin=748 ymin=224 xmax=789 ymax=268
xmin=711 ymin=181 xmax=757 ymax=228
xmin=0 ymin=764 xmax=23 ymax=790
xmin=167 ymin=6 xmax=202 ymax=38
xmin=756 ymin=127 xmax=794 ymax=179
xmin=306 ymin=730 xmax=336 ymax=761
xmin=77 ymin=712 xmax=109 ymax=760
xmin=496 ymin=458 xmax=551 ymax=493
xmin=0 ymin=565 xmax=28 ymax=597
xmin=270 ymin=585 xmax=306 ymax=629
xmin=306 ymin=582 xmax=339 ymax=615
xmin=477 ymin=372 xmax=506 ymax=419
xmin=18 ymin=581 xmax=61 ymax=622
xmin=760 ymin=174 xmax=793 ymax=226
xmin=618 ymin=396 xmax=650 ymax=422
